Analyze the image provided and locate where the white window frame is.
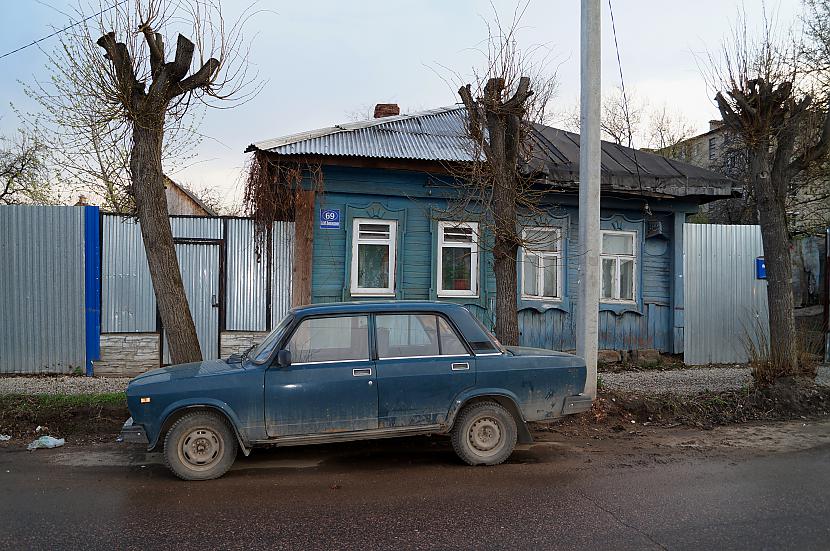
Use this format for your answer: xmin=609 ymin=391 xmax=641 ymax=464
xmin=600 ymin=230 xmax=637 ymax=304
xmin=437 ymin=221 xmax=479 ymax=297
xmin=520 ymin=227 xmax=563 ymax=301
xmin=350 ymin=218 xmax=397 ymax=296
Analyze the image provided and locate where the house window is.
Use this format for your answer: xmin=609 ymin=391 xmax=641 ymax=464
xmin=521 ymin=227 xmax=562 ymax=300
xmin=437 ymin=221 xmax=478 ymax=297
xmin=351 ymin=219 xmax=396 ymax=296
xmin=600 ymin=231 xmax=636 ymax=303
xmin=708 ymin=137 xmax=717 ymax=160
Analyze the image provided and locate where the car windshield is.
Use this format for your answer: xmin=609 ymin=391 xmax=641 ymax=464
xmin=249 ymin=314 xmax=294 ymax=363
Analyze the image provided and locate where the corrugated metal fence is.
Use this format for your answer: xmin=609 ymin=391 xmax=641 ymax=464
xmin=0 ymin=206 xmax=91 ymax=373
xmin=684 ymin=224 xmax=769 ymax=365
xmin=101 ymin=215 xmax=294 ymax=356
xmin=1 ymin=207 xmax=293 ymax=373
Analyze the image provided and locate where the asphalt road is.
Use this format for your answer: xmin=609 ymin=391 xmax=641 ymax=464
xmin=1 ymin=422 xmax=829 ymax=551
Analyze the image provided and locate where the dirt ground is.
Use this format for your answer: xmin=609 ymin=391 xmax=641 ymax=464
xmin=2 ymin=383 xmax=829 ymax=450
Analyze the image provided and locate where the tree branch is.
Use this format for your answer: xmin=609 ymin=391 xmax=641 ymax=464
xmin=459 ymin=84 xmax=493 ymax=159
xmin=504 ymin=76 xmax=533 ymax=110
xmin=715 ymin=92 xmax=744 ymax=132
xmin=169 ymin=34 xmax=195 ymax=82
xmin=96 ymin=32 xmax=145 ymax=106
xmin=788 ymin=97 xmax=830 ymax=174
xmin=168 ymin=58 xmax=220 ymax=100
xmin=138 ymin=24 xmax=164 ymax=76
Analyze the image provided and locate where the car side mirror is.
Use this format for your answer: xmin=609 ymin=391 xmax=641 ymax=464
xmin=276 ymin=349 xmax=292 ymax=367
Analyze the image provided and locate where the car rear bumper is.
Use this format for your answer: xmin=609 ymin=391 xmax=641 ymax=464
xmin=117 ymin=417 xmax=149 ymax=444
xmin=562 ymin=394 xmax=593 ymax=415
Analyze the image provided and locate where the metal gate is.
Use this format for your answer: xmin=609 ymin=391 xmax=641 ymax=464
xmin=684 ymin=223 xmax=769 ymax=365
xmin=162 ymin=242 xmax=221 ymax=363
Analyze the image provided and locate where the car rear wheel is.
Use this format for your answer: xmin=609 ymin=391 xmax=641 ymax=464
xmin=451 ymin=401 xmax=517 ymax=466
xmin=163 ymin=411 xmax=237 ymax=481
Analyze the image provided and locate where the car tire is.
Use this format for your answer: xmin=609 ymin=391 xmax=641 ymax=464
xmin=163 ymin=411 xmax=238 ymax=481
xmin=450 ymin=401 xmax=518 ymax=466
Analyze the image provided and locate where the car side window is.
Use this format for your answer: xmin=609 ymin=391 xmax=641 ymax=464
xmin=287 ymin=316 xmax=370 ymax=364
xmin=376 ymin=314 xmax=439 ymax=358
xmin=437 ymin=317 xmax=468 ymax=356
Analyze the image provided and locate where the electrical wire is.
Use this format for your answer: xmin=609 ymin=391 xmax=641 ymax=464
xmin=0 ymin=1 xmax=127 ymax=61
xmin=607 ymin=0 xmax=644 ymax=195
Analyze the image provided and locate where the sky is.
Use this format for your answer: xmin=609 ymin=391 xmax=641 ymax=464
xmin=0 ymin=0 xmax=804 ymax=209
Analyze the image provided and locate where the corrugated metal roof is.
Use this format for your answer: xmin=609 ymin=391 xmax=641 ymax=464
xmin=246 ymin=106 xmax=736 ymax=198
xmin=248 ymin=106 xmax=472 ymax=161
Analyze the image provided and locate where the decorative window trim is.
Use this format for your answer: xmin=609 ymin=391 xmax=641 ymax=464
xmin=437 ymin=221 xmax=479 ymax=298
xmin=520 ymin=227 xmax=563 ymax=301
xmin=600 ymin=229 xmax=637 ymax=304
xmin=350 ymin=218 xmax=397 ymax=296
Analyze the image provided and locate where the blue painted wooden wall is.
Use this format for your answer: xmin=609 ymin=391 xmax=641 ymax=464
xmin=307 ymin=166 xmax=687 ymax=353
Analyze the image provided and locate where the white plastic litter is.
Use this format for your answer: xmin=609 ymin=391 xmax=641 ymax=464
xmin=0 ymin=435 xmax=11 ymax=441
xmin=26 ymin=436 xmax=65 ymax=450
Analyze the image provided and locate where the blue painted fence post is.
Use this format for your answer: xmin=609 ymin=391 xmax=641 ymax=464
xmin=83 ymin=206 xmax=101 ymax=376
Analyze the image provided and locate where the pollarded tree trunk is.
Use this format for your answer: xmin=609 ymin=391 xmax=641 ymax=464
xmin=96 ymin=26 xmax=222 ymax=365
xmin=131 ymin=121 xmax=202 ymax=364
xmin=750 ymin=145 xmax=799 ymax=381
xmin=492 ymin=235 xmax=520 ymax=346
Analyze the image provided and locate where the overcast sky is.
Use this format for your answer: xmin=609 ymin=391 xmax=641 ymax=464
xmin=0 ymin=0 xmax=803 ymax=208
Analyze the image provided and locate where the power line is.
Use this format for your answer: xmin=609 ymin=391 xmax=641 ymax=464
xmin=607 ymin=0 xmax=643 ymax=194
xmin=0 ymin=1 xmax=127 ymax=61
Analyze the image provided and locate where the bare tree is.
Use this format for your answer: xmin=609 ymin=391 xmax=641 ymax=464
xmin=188 ymin=181 xmax=243 ymax=216
xmin=706 ymin=10 xmax=830 ymax=383
xmin=449 ymin=6 xmax=557 ymax=345
xmin=560 ymin=87 xmax=644 ymax=147
xmin=0 ymin=131 xmax=55 ymax=205
xmin=645 ymin=104 xmax=696 ymax=154
xmin=18 ymin=37 xmax=205 ymax=212
xmin=37 ymin=0 xmax=257 ymax=364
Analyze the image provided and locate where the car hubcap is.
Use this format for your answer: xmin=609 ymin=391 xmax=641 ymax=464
xmin=468 ymin=417 xmax=502 ymax=457
xmin=179 ymin=428 xmax=223 ymax=471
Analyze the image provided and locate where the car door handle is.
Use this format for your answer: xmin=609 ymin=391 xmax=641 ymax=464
xmin=352 ymin=368 xmax=372 ymax=377
xmin=451 ymin=363 xmax=469 ymax=371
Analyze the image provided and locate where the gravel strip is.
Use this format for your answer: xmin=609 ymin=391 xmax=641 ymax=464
xmin=0 ymin=376 xmax=130 ymax=395
xmin=604 ymin=365 xmax=830 ymax=395
xmin=1 ymin=365 xmax=828 ymax=396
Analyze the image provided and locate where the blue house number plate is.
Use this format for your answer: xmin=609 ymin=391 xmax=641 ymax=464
xmin=320 ymin=209 xmax=340 ymax=229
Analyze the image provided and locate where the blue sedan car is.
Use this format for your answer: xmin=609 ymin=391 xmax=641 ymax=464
xmin=121 ymin=301 xmax=590 ymax=480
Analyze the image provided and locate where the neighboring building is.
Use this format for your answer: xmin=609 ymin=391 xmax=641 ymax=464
xmin=164 ymin=176 xmax=218 ymax=216
xmin=669 ymin=120 xmax=728 ymax=169
xmin=246 ymin=105 xmax=736 ymax=356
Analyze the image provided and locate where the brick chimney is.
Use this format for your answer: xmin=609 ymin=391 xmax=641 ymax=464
xmin=374 ymin=103 xmax=400 ymax=118
xmin=709 ymin=119 xmax=724 ymax=131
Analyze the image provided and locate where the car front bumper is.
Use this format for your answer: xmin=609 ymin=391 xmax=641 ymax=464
xmin=117 ymin=417 xmax=149 ymax=444
xmin=562 ymin=394 xmax=593 ymax=415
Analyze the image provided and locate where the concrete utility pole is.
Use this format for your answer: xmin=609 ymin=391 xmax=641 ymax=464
xmin=577 ymin=0 xmax=601 ymax=399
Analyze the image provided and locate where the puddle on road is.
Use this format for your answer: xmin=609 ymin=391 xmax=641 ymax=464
xmin=47 ymin=447 xmax=325 ymax=470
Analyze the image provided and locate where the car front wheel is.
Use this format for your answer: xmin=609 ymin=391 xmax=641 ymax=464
xmin=451 ymin=401 xmax=518 ymax=466
xmin=163 ymin=411 xmax=238 ymax=481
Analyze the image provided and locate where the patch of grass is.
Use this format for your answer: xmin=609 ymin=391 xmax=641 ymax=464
xmin=0 ymin=392 xmax=126 ymax=409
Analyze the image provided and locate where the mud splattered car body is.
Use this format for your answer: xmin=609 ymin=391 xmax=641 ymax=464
xmin=121 ymin=301 xmax=589 ymax=479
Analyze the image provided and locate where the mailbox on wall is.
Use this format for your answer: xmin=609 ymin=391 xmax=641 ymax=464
xmin=755 ymin=257 xmax=767 ymax=279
